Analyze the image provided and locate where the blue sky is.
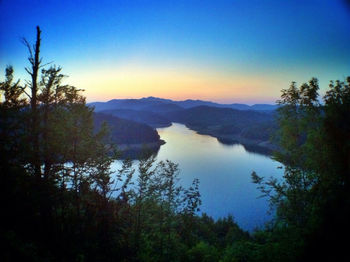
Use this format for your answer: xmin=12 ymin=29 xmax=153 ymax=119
xmin=1 ymin=0 xmax=350 ymax=103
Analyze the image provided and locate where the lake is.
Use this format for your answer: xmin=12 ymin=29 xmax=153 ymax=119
xmin=113 ymin=123 xmax=283 ymax=231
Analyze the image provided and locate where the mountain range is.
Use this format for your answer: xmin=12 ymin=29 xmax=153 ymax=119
xmin=89 ymin=96 xmax=278 ymax=112
xmin=90 ymin=97 xmax=279 ymax=156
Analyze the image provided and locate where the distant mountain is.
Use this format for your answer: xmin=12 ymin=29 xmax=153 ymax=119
xmin=100 ymin=109 xmax=172 ymax=128
xmin=165 ymin=105 xmax=273 ymax=129
xmin=89 ymin=98 xmax=279 ymax=155
xmin=174 ymin=99 xmax=222 ymax=109
xmin=173 ymin=99 xmax=278 ymax=111
xmin=173 ymin=99 xmax=250 ymax=110
xmin=142 ymin=103 xmax=184 ymax=113
xmin=88 ymin=96 xmax=278 ymax=112
xmin=250 ymin=104 xmax=279 ymax=111
xmin=89 ymin=98 xmax=180 ymax=112
xmin=139 ymin=96 xmax=174 ymax=104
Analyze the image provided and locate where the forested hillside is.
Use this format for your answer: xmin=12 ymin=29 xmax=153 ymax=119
xmin=99 ymin=108 xmax=172 ymax=128
xmin=91 ymin=99 xmax=278 ymax=154
xmin=0 ymin=27 xmax=249 ymax=262
xmin=2 ymin=27 xmax=349 ymax=262
xmin=93 ymin=112 xmax=162 ymax=144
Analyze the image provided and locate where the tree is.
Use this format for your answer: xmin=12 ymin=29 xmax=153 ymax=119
xmin=22 ymin=26 xmax=43 ymax=178
xmin=252 ymin=76 xmax=350 ymax=261
xmin=2 ymin=25 xmax=262 ymax=262
xmin=1 ymin=26 xmax=126 ymax=262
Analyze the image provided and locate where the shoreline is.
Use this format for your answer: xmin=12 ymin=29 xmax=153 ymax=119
xmin=184 ymin=123 xmax=277 ymax=156
xmin=116 ymin=139 xmax=166 ymax=159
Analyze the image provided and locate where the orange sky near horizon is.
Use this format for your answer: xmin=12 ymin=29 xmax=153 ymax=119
xmin=67 ymin=64 xmax=288 ymax=104
xmin=2 ymin=1 xmax=349 ymax=105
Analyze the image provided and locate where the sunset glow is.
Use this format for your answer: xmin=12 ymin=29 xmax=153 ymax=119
xmin=1 ymin=0 xmax=350 ymax=103
xmin=68 ymin=64 xmax=283 ymax=103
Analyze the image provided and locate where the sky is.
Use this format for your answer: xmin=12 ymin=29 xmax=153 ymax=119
xmin=1 ymin=0 xmax=350 ymax=104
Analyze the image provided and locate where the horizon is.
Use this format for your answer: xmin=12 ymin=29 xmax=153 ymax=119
xmin=1 ymin=0 xmax=350 ymax=104
xmin=2 ymin=1 xmax=350 ymax=259
xmin=89 ymin=95 xmax=278 ymax=106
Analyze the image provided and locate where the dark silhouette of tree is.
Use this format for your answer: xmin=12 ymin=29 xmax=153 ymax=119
xmin=22 ymin=26 xmax=43 ymax=179
xmin=251 ymin=77 xmax=350 ymax=261
xmin=1 ymin=26 xmax=270 ymax=262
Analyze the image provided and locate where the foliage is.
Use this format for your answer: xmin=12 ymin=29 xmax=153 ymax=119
xmin=3 ymin=26 xmax=349 ymax=262
xmin=251 ymin=77 xmax=350 ymax=261
xmin=1 ymin=27 xmax=249 ymax=262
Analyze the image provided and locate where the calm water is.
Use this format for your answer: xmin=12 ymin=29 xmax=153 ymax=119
xmin=113 ymin=123 xmax=283 ymax=231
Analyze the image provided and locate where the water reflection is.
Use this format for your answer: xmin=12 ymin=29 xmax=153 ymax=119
xmin=113 ymin=123 xmax=283 ymax=231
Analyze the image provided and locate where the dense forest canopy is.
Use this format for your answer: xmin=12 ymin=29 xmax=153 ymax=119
xmin=1 ymin=27 xmax=349 ymax=262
